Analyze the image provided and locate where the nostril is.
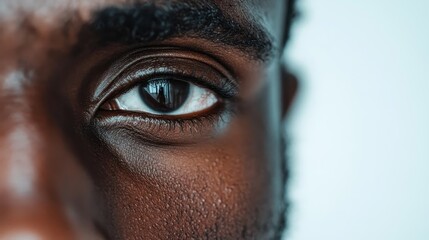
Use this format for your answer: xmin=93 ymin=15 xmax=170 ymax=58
xmin=0 ymin=203 xmax=105 ymax=240
xmin=0 ymin=223 xmax=70 ymax=240
xmin=0 ymin=202 xmax=81 ymax=240
xmin=0 ymin=219 xmax=102 ymax=240
xmin=0 ymin=215 xmax=75 ymax=240
xmin=1 ymin=230 xmax=43 ymax=240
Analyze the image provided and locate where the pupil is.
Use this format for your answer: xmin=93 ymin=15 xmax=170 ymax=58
xmin=139 ymin=78 xmax=190 ymax=113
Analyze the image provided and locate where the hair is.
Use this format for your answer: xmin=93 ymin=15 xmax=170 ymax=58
xmin=279 ymin=3 xmax=298 ymax=238
xmin=284 ymin=0 xmax=298 ymax=46
xmin=89 ymin=1 xmax=275 ymax=61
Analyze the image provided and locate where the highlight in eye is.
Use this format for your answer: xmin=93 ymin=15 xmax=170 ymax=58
xmin=93 ymin=48 xmax=239 ymax=143
xmin=102 ymin=77 xmax=219 ymax=116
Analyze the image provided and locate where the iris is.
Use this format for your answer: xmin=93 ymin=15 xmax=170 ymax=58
xmin=139 ymin=78 xmax=190 ymax=113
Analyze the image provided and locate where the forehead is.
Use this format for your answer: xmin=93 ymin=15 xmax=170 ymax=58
xmin=0 ymin=0 xmax=285 ymax=63
xmin=0 ymin=1 xmax=284 ymax=40
xmin=0 ymin=0 xmax=281 ymax=20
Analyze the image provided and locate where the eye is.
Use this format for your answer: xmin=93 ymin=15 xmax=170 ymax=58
xmin=91 ymin=48 xmax=239 ymax=144
xmin=102 ymin=77 xmax=218 ymax=116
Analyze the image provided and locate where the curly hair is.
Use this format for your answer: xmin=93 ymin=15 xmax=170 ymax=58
xmin=284 ymin=0 xmax=299 ymax=45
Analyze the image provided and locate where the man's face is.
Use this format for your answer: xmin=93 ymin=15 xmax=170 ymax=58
xmin=0 ymin=0 xmax=292 ymax=239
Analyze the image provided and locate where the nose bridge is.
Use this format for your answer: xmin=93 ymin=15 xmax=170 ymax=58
xmin=0 ymin=69 xmax=68 ymax=202
xmin=0 ymin=114 xmax=45 ymax=201
xmin=0 ymin=110 xmax=73 ymax=203
xmin=0 ymin=71 xmax=100 ymax=239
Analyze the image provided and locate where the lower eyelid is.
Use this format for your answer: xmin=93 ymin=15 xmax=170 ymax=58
xmin=93 ymin=105 xmax=235 ymax=145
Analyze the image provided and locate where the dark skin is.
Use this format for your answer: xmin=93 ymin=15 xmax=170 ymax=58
xmin=0 ymin=0 xmax=297 ymax=239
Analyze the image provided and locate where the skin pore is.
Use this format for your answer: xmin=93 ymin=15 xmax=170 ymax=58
xmin=0 ymin=0 xmax=296 ymax=239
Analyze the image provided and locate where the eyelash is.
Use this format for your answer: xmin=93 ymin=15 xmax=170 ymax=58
xmin=122 ymin=105 xmax=234 ymax=133
xmin=94 ymin=101 xmax=236 ymax=145
xmin=120 ymin=68 xmax=237 ymax=99
xmin=105 ymin=78 xmax=236 ymax=134
xmin=172 ymin=71 xmax=237 ymax=100
xmin=94 ymin=52 xmax=239 ymax=141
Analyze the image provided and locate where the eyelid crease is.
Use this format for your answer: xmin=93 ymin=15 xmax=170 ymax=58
xmin=127 ymin=47 xmax=237 ymax=83
xmin=91 ymin=47 xmax=238 ymax=109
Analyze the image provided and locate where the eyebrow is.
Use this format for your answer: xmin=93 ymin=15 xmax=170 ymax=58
xmin=85 ymin=1 xmax=275 ymax=61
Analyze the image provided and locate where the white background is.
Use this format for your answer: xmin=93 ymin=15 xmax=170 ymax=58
xmin=284 ymin=0 xmax=429 ymax=239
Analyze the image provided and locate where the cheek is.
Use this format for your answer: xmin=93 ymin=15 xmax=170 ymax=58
xmin=90 ymin=126 xmax=279 ymax=237
xmin=83 ymin=80 xmax=284 ymax=239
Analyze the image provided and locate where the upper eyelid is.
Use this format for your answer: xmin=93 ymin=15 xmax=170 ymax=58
xmin=97 ymin=47 xmax=237 ymax=96
xmin=91 ymin=47 xmax=238 ymax=108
